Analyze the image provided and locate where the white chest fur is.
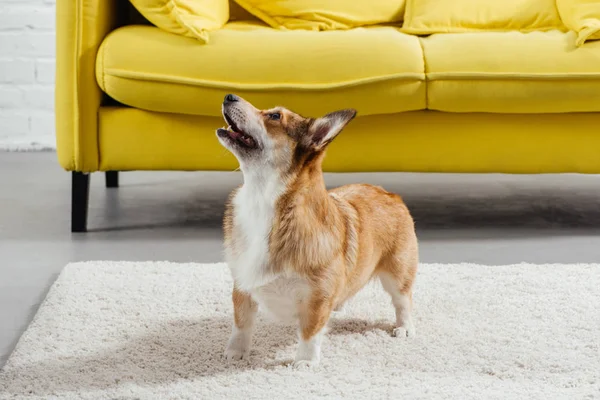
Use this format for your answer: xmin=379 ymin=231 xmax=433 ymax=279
xmin=226 ymin=169 xmax=283 ymax=291
xmin=226 ymin=169 xmax=310 ymax=322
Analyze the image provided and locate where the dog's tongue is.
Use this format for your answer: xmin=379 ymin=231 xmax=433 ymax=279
xmin=227 ymin=129 xmax=242 ymax=140
xmin=225 ymin=125 xmax=256 ymax=147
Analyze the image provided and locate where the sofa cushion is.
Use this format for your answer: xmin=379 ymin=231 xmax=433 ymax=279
xmin=233 ymin=0 xmax=405 ymax=30
xmin=422 ymin=30 xmax=600 ymax=113
xmin=402 ymin=0 xmax=564 ymax=34
xmin=128 ymin=0 xmax=229 ymax=44
xmin=96 ymin=23 xmax=425 ymax=117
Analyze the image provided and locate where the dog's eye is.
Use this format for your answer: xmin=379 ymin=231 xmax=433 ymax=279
xmin=269 ymin=113 xmax=281 ymax=121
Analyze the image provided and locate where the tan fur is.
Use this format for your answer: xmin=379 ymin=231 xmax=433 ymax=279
xmin=218 ymin=94 xmax=418 ymax=365
xmin=232 ymin=287 xmax=258 ymax=329
xmin=269 ymin=178 xmax=418 ymax=340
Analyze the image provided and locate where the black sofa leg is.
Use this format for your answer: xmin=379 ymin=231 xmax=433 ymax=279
xmin=105 ymin=171 xmax=119 ymax=188
xmin=72 ymin=172 xmax=90 ymax=233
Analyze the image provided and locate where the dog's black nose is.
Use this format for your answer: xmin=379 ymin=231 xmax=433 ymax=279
xmin=224 ymin=94 xmax=238 ymax=103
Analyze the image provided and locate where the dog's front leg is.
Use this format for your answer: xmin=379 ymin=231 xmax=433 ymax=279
xmin=224 ymin=287 xmax=258 ymax=361
xmin=294 ymin=292 xmax=333 ymax=368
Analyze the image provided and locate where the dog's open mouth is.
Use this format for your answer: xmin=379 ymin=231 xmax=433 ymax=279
xmin=217 ymin=114 xmax=257 ymax=149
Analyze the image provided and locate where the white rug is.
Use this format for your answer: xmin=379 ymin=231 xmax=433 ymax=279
xmin=0 ymin=262 xmax=598 ymax=399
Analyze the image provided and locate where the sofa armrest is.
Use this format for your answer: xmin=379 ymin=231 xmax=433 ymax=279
xmin=55 ymin=0 xmax=121 ymax=172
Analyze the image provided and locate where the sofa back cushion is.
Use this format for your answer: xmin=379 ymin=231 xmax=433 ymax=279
xmin=233 ymin=0 xmax=406 ymax=30
xmin=557 ymin=0 xmax=600 ymax=46
xmin=402 ymin=0 xmax=564 ymax=34
xmin=128 ymin=0 xmax=229 ymax=43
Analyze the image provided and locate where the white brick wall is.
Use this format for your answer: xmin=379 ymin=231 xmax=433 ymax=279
xmin=0 ymin=0 xmax=56 ymax=150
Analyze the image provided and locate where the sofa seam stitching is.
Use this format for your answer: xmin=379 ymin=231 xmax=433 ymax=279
xmin=101 ymin=69 xmax=425 ymax=90
xmin=418 ymin=37 xmax=429 ymax=110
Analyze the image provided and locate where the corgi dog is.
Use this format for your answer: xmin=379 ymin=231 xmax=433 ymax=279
xmin=216 ymin=94 xmax=418 ymax=367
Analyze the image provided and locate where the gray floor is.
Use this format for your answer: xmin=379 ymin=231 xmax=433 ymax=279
xmin=2 ymin=152 xmax=600 ymax=367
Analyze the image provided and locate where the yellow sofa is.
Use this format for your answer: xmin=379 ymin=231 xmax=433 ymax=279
xmin=56 ymin=0 xmax=600 ymax=232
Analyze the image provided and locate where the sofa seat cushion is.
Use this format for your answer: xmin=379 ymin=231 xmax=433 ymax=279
xmin=422 ymin=30 xmax=600 ymax=113
xmin=96 ymin=23 xmax=426 ymax=117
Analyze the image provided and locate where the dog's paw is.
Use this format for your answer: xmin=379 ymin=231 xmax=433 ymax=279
xmin=392 ymin=321 xmax=416 ymax=338
xmin=224 ymin=328 xmax=252 ymax=361
xmin=224 ymin=347 xmax=249 ymax=361
xmin=293 ymin=349 xmax=320 ymax=369
xmin=293 ymin=333 xmax=323 ymax=369
xmin=292 ymin=358 xmax=319 ymax=369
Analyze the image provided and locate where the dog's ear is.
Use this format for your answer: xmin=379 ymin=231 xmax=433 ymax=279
xmin=307 ymin=109 xmax=357 ymax=150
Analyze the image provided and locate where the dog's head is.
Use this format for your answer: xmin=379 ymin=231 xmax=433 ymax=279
xmin=216 ymin=94 xmax=356 ymax=175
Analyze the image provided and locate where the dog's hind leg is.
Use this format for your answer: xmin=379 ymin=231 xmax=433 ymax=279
xmin=377 ymin=248 xmax=418 ymax=338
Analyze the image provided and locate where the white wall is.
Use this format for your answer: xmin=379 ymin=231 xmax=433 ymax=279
xmin=0 ymin=0 xmax=56 ymax=150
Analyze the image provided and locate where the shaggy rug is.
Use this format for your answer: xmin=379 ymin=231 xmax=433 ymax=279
xmin=0 ymin=262 xmax=598 ymax=400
